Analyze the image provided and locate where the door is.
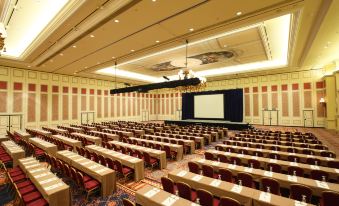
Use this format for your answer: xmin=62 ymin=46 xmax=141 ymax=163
xmin=270 ymin=110 xmax=278 ymax=126
xmin=81 ymin=112 xmax=95 ymax=125
xmin=303 ymin=110 xmax=314 ymax=127
xmin=0 ymin=115 xmax=9 ymax=135
xmin=10 ymin=115 xmax=22 ymax=131
xmin=263 ymin=110 xmax=271 ymax=125
xmin=0 ymin=114 xmax=22 ymax=134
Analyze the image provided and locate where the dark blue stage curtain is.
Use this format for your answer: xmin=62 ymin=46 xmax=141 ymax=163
xmin=181 ymin=89 xmax=243 ymax=122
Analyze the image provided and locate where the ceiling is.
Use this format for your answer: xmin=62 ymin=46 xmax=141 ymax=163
xmin=0 ymin=0 xmax=337 ymax=85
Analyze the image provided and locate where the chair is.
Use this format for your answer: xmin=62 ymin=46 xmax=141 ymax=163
xmin=238 ymin=149 xmax=248 ymax=155
xmin=188 ymin=162 xmax=200 ymax=174
xmin=230 ymin=157 xmax=241 ymax=165
xmin=288 ymin=155 xmax=300 ymax=163
xmin=164 ymin=145 xmax=177 ymax=160
xmin=287 ymin=148 xmax=299 ymax=153
xmin=248 ymin=159 xmax=260 ymax=169
xmin=288 ymin=166 xmax=304 ymax=177
xmin=261 ymin=177 xmax=280 ymax=195
xmin=328 ymin=161 xmax=339 ymax=169
xmin=122 ymin=198 xmax=135 ymax=206
xmin=321 ymin=191 xmax=339 ymax=206
xmin=219 ymin=169 xmax=233 ymax=183
xmin=179 ymin=140 xmax=190 ymax=154
xmin=267 ymin=163 xmax=282 ymax=173
xmin=237 ymin=172 xmax=254 ymax=188
xmin=310 ymin=170 xmax=329 ymax=181
xmin=202 ymin=165 xmax=218 ymax=179
xmin=75 ymin=171 xmax=100 ymax=200
xmin=321 ymin=151 xmax=336 ymax=158
xmin=135 ymin=150 xmax=144 ymax=160
xmin=306 ymin=158 xmax=321 ymax=166
xmin=217 ymin=154 xmax=228 ymax=163
xmin=114 ymin=160 xmax=134 ymax=182
xmin=253 ymin=151 xmax=263 ymax=157
xmin=215 ymin=145 xmax=224 ymax=151
xmin=196 ymin=189 xmax=219 ymax=206
xmin=268 ymin=153 xmax=280 ymax=160
xmin=290 ymin=184 xmax=312 ymax=203
xmin=219 ymin=197 xmax=241 ymax=206
xmin=177 ymin=182 xmax=197 ymax=202
xmin=204 ymin=152 xmax=214 ymax=161
xmin=161 ymin=177 xmax=176 ymax=194
xmin=143 ymin=152 xmax=158 ymax=169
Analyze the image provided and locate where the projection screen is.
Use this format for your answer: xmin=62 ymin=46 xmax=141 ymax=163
xmin=194 ymin=94 xmax=224 ymax=118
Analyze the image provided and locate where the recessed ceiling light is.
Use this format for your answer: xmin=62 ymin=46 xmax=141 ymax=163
xmin=84 ymin=66 xmax=88 ymax=69
xmin=131 ymin=49 xmax=135 ymax=52
xmin=236 ymin=11 xmax=242 ymax=16
xmin=112 ymin=56 xmax=115 ymax=59
xmin=59 ymin=53 xmax=63 ymax=56
xmin=90 ymin=34 xmax=95 ymax=38
xmin=152 ymin=0 xmax=156 ymax=2
xmin=97 ymin=62 xmax=100 ymax=64
xmin=72 ymin=45 xmax=77 ymax=48
xmin=324 ymin=46 xmax=328 ymax=49
xmin=114 ymin=19 xmax=119 ymax=23
xmin=155 ymin=40 xmax=160 ymax=43
xmin=189 ymin=28 xmax=194 ymax=32
xmin=223 ymin=44 xmax=228 ymax=48
xmin=27 ymin=65 xmax=31 ymax=68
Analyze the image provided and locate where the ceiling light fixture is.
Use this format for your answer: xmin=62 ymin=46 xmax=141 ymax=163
xmin=189 ymin=28 xmax=194 ymax=32
xmin=155 ymin=40 xmax=160 ymax=43
xmin=59 ymin=53 xmax=63 ymax=56
xmin=236 ymin=11 xmax=242 ymax=16
xmin=131 ymin=49 xmax=135 ymax=52
xmin=112 ymin=56 xmax=115 ymax=59
xmin=90 ymin=34 xmax=95 ymax=38
xmin=72 ymin=45 xmax=76 ymax=48
xmin=27 ymin=65 xmax=31 ymax=68
xmin=114 ymin=19 xmax=119 ymax=23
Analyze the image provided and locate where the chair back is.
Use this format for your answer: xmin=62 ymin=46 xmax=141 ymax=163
xmin=267 ymin=163 xmax=281 ymax=173
xmin=306 ymin=158 xmax=320 ymax=165
xmin=164 ymin=145 xmax=171 ymax=157
xmin=204 ymin=152 xmax=214 ymax=160
xmin=322 ymin=191 xmax=339 ymax=206
xmin=288 ymin=155 xmax=300 ymax=163
xmin=202 ymin=165 xmax=214 ymax=178
xmin=310 ymin=170 xmax=329 ymax=181
xmin=268 ymin=153 xmax=280 ymax=160
xmin=328 ymin=161 xmax=339 ymax=169
xmin=288 ymin=166 xmax=304 ymax=177
xmin=219 ymin=169 xmax=232 ymax=182
xmin=230 ymin=157 xmax=241 ymax=165
xmin=248 ymin=159 xmax=260 ymax=169
xmin=177 ymin=182 xmax=193 ymax=201
xmin=161 ymin=177 xmax=175 ymax=194
xmin=106 ymin=158 xmax=115 ymax=170
xmin=197 ymin=189 xmax=213 ymax=206
xmin=188 ymin=162 xmax=200 ymax=174
xmin=122 ymin=198 xmax=135 ymax=206
xmin=290 ymin=184 xmax=312 ymax=203
xmin=217 ymin=154 xmax=228 ymax=163
xmin=237 ymin=172 xmax=253 ymax=188
xmin=220 ymin=197 xmax=241 ymax=206
xmin=261 ymin=178 xmax=280 ymax=195
xmin=98 ymin=155 xmax=106 ymax=166
xmin=114 ymin=160 xmax=123 ymax=174
xmin=143 ymin=152 xmax=151 ymax=164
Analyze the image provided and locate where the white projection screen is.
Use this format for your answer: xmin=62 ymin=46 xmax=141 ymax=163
xmin=194 ymin=94 xmax=224 ymax=118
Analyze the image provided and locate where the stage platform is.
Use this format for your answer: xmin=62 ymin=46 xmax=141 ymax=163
xmin=164 ymin=119 xmax=251 ymax=130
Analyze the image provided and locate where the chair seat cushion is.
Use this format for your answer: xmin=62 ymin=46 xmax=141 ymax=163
xmin=16 ymin=180 xmax=33 ymax=189
xmin=10 ymin=170 xmax=24 ymax=177
xmin=83 ymin=175 xmax=92 ymax=182
xmin=12 ymin=174 xmax=26 ymax=182
xmin=26 ymin=198 xmax=48 ymax=206
xmin=19 ymin=185 xmax=37 ymax=195
xmin=84 ymin=180 xmax=100 ymax=190
xmin=8 ymin=167 xmax=22 ymax=173
xmin=149 ymin=158 xmax=158 ymax=164
xmin=122 ymin=167 xmax=133 ymax=175
xmin=22 ymin=191 xmax=41 ymax=203
xmin=213 ymin=198 xmax=220 ymax=206
xmin=191 ymin=190 xmax=197 ymax=202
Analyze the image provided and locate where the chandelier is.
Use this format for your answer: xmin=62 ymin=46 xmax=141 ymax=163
xmin=0 ymin=23 xmax=7 ymax=53
xmin=175 ymin=40 xmax=207 ymax=93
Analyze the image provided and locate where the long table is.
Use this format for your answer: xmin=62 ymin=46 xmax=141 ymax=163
xmin=90 ymin=131 xmax=119 ymax=141
xmin=206 ymin=149 xmax=339 ymax=180
xmin=18 ymin=157 xmax=70 ymax=206
xmin=165 ymin=131 xmax=212 ymax=144
xmin=52 ymin=135 xmax=82 ymax=151
xmin=168 ymin=169 xmax=314 ymax=206
xmin=1 ymin=140 xmax=25 ymax=166
xmin=109 ymin=141 xmax=167 ymax=169
xmin=56 ymin=150 xmax=116 ymax=196
xmin=129 ymin=137 xmax=183 ymax=161
xmin=14 ymin=130 xmax=31 ymax=141
xmin=29 ymin=138 xmax=58 ymax=156
xmin=0 ymin=135 xmax=9 ymax=142
xmin=30 ymin=128 xmax=52 ymax=136
xmin=71 ymin=132 xmax=102 ymax=145
xmin=191 ymin=158 xmax=339 ymax=197
xmin=154 ymin=132 xmax=205 ymax=148
xmin=215 ymin=144 xmax=337 ymax=167
xmin=43 ymin=127 xmax=68 ymax=134
xmin=85 ymin=145 xmax=144 ymax=181
xmin=136 ymin=184 xmax=199 ymax=206
xmin=143 ymin=134 xmax=195 ymax=154
xmin=102 ymin=128 xmax=134 ymax=137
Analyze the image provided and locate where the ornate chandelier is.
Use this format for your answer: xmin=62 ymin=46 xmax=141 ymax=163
xmin=175 ymin=40 xmax=207 ymax=93
xmin=0 ymin=23 xmax=7 ymax=53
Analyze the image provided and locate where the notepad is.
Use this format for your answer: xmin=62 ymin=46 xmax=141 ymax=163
xmin=237 ymin=154 xmax=244 ymax=158
xmin=34 ymin=173 xmax=49 ymax=178
xmin=315 ymin=180 xmax=329 ymax=189
xmin=259 ymin=192 xmax=271 ymax=203
xmin=256 ymin=149 xmax=262 ymax=151
xmin=161 ymin=195 xmax=179 ymax=206
xmin=263 ymin=171 xmax=273 ymax=177
xmin=232 ymin=146 xmax=237 ymax=148
xmin=306 ymin=155 xmax=314 ymax=158
xmin=177 ymin=171 xmax=187 ymax=177
xmin=45 ymin=182 xmax=64 ymax=191
xmin=81 ymin=161 xmax=92 ymax=166
xmin=40 ymin=177 xmax=58 ymax=185
xmin=244 ymin=167 xmax=253 ymax=173
xmin=212 ymin=162 xmax=220 ymax=166
xmin=269 ymin=159 xmax=277 ymax=163
xmin=230 ymin=185 xmax=242 ymax=193
xmin=335 ymin=169 xmax=339 ymax=173
xmin=251 ymin=156 xmax=258 ymax=160
xmin=89 ymin=165 xmax=100 ymax=170
xmin=23 ymin=160 xmax=37 ymax=165
xmin=26 ymin=163 xmax=41 ymax=168
xmin=192 ymin=175 xmax=203 ymax=182
xmin=210 ymin=179 xmax=221 ymax=187
xmin=30 ymin=168 xmax=46 ymax=173
xmin=225 ymin=152 xmax=231 ymax=155
xmin=198 ymin=159 xmax=205 ymax=163
xmin=144 ymin=188 xmax=160 ymax=198
xmin=310 ymin=165 xmax=320 ymax=170
xmin=228 ymin=164 xmax=236 ymax=169
xmin=289 ymin=162 xmax=298 ymax=166
xmin=294 ymin=200 xmax=308 ymax=206
xmin=287 ymin=175 xmax=298 ymax=182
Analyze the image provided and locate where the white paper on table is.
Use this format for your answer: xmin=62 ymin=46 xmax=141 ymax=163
xmin=259 ymin=192 xmax=271 ymax=203
xmin=81 ymin=161 xmax=92 ymax=166
xmin=34 ymin=172 xmax=50 ymax=178
xmin=45 ymin=182 xmax=64 ymax=191
xmin=310 ymin=165 xmax=320 ymax=170
xmin=251 ymin=156 xmax=258 ymax=160
xmin=191 ymin=203 xmax=200 ymax=206
xmin=287 ymin=175 xmax=298 ymax=182
xmin=237 ymin=154 xmax=244 ymax=157
xmin=23 ymin=160 xmax=37 ymax=165
xmin=30 ymin=168 xmax=46 ymax=173
xmin=67 ymin=154 xmax=78 ymax=158
xmin=306 ymin=155 xmax=314 ymax=158
xmin=212 ymin=162 xmax=220 ymax=166
xmin=315 ymin=180 xmax=329 ymax=189
xmin=88 ymin=165 xmax=100 ymax=170
xmin=39 ymin=177 xmax=58 ymax=185
xmin=20 ymin=158 xmax=35 ymax=162
xmin=326 ymin=157 xmax=334 ymax=161
xmin=144 ymin=188 xmax=160 ymax=198
xmin=210 ymin=179 xmax=221 ymax=187
xmin=256 ymin=149 xmax=262 ymax=151
xmin=263 ymin=171 xmax=273 ymax=177
xmin=177 ymin=171 xmax=187 ymax=177
xmin=26 ymin=163 xmax=41 ymax=168
xmin=335 ymin=169 xmax=339 ymax=174
xmin=289 ymin=162 xmax=298 ymax=166
xmin=198 ymin=159 xmax=205 ymax=163
xmin=230 ymin=185 xmax=243 ymax=193
xmin=294 ymin=200 xmax=307 ymax=206
xmin=272 ymin=151 xmax=278 ymax=153
xmin=96 ymin=168 xmax=108 ymax=174
xmin=244 ymin=167 xmax=253 ymax=173
xmin=161 ymin=195 xmax=179 ymax=206
xmin=228 ymin=164 xmax=236 ymax=169
xmin=232 ymin=146 xmax=237 ymax=148
xmin=192 ymin=175 xmax=203 ymax=182
xmin=269 ymin=159 xmax=277 ymax=163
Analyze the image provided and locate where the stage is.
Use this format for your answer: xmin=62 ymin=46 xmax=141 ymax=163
xmin=164 ymin=119 xmax=251 ymax=130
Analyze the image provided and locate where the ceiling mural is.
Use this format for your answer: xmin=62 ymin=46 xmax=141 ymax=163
xmin=150 ymin=50 xmax=236 ymax=72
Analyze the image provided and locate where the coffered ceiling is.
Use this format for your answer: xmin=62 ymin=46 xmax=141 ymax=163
xmin=0 ymin=0 xmax=336 ymax=85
